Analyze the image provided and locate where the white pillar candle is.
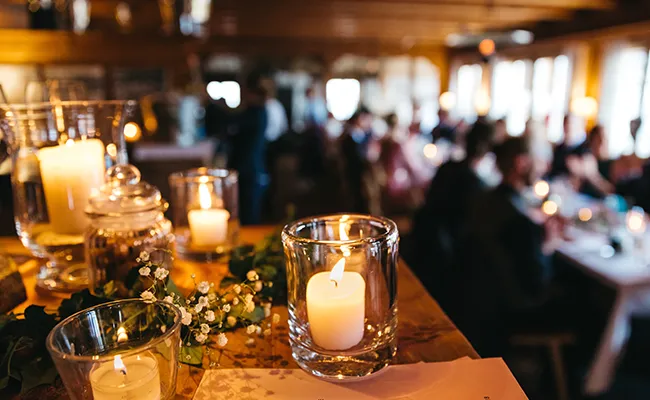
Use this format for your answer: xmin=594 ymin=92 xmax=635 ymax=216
xmin=306 ymin=258 xmax=366 ymax=350
xmin=38 ymin=138 xmax=105 ymax=235
xmin=188 ymin=183 xmax=229 ymax=247
xmin=90 ymin=353 xmax=160 ymax=400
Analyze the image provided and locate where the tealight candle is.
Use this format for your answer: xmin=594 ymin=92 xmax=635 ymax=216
xmin=38 ymin=138 xmax=105 ymax=235
xmin=626 ymin=206 xmax=647 ymax=235
xmin=306 ymin=258 xmax=365 ymax=350
xmin=188 ymin=182 xmax=230 ymax=247
xmin=90 ymin=353 xmax=160 ymax=400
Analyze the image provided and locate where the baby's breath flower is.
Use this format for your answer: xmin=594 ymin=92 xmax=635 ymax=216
xmin=222 ymin=304 xmax=231 ymax=313
xmin=264 ymin=306 xmax=271 ymax=318
xmin=139 ymin=266 xmax=151 ymax=277
xmin=245 ymin=338 xmax=255 ymax=345
xmin=263 ymin=329 xmax=271 ymax=336
xmin=139 ymin=251 xmax=150 ymax=262
xmin=244 ymin=293 xmax=253 ymax=303
xmin=232 ymin=297 xmax=239 ymax=306
xmin=163 ymin=295 xmax=173 ymax=304
xmin=154 ymin=268 xmax=169 ymax=280
xmin=197 ymin=281 xmax=210 ymax=294
xmin=140 ymin=290 xmax=155 ymax=303
xmin=246 ymin=325 xmax=257 ymax=334
xmin=207 ymin=293 xmax=216 ymax=301
xmin=200 ymin=323 xmax=210 ymax=334
xmin=246 ymin=270 xmax=259 ymax=281
xmin=254 ymin=281 xmax=263 ymax=292
xmin=245 ymin=301 xmax=255 ymax=313
xmin=272 ymin=313 xmax=280 ymax=324
xmin=268 ymin=281 xmax=273 ymax=288
xmin=198 ymin=296 xmax=209 ymax=307
xmin=205 ymin=310 xmax=216 ymax=322
xmin=216 ymin=333 xmax=228 ymax=347
xmin=194 ymin=304 xmax=204 ymax=313
xmin=234 ymin=285 xmax=241 ymax=294
xmin=255 ymin=325 xmax=262 ymax=335
xmin=195 ymin=332 xmax=207 ymax=344
xmin=227 ymin=316 xmax=237 ymax=326
xmin=179 ymin=307 xmax=192 ymax=325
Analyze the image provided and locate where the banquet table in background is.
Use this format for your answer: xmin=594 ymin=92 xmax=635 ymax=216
xmin=559 ymin=225 xmax=650 ymax=396
xmin=2 ymin=226 xmax=479 ymax=400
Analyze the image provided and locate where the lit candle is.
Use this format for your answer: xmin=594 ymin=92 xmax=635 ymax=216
xmin=626 ymin=206 xmax=647 ymax=236
xmin=90 ymin=353 xmax=160 ymax=400
xmin=38 ymin=138 xmax=105 ymax=235
xmin=533 ymin=180 xmax=550 ymax=199
xmin=336 ymin=215 xmax=367 ymax=273
xmin=188 ymin=182 xmax=229 ymax=247
xmin=306 ymin=258 xmax=366 ymax=350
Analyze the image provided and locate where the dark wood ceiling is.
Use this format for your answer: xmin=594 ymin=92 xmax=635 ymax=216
xmin=0 ymin=0 xmax=616 ymax=45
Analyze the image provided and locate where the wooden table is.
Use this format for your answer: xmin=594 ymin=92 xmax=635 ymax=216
xmin=2 ymin=226 xmax=478 ymax=399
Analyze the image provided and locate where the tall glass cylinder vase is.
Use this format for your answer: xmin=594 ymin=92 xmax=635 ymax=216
xmin=282 ymin=214 xmax=399 ymax=381
xmin=0 ymin=100 xmax=136 ymax=294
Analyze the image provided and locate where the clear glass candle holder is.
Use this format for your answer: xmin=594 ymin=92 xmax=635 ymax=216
xmin=282 ymin=214 xmax=399 ymax=381
xmin=46 ymin=299 xmax=182 ymax=400
xmin=169 ymin=168 xmax=239 ymax=261
xmin=0 ymin=100 xmax=136 ymax=294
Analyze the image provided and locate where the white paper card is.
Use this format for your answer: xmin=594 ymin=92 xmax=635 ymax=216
xmin=194 ymin=357 xmax=528 ymax=400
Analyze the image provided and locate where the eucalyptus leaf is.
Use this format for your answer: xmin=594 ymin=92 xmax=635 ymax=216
xmin=180 ymin=345 xmax=204 ymax=366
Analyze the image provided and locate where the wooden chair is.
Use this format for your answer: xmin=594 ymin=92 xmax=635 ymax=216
xmin=510 ymin=332 xmax=576 ymax=400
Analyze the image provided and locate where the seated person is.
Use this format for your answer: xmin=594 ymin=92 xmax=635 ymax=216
xmin=407 ymin=120 xmax=495 ymax=303
xmin=455 ymin=136 xmax=568 ymax=356
xmin=550 ymin=114 xmax=613 ymax=197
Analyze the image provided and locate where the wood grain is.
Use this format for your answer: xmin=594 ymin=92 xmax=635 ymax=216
xmin=2 ymin=226 xmax=477 ymax=400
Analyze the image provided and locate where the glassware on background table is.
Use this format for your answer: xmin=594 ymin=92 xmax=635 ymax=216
xmin=46 ymin=299 xmax=182 ymax=400
xmin=282 ymin=214 xmax=399 ymax=381
xmin=25 ymin=79 xmax=87 ymax=103
xmin=169 ymin=168 xmax=239 ymax=261
xmin=626 ymin=206 xmax=648 ymax=264
xmin=0 ymin=100 xmax=136 ymax=294
xmin=86 ymin=164 xmax=173 ymax=296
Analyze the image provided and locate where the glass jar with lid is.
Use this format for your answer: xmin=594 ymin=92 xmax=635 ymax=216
xmin=85 ymin=164 xmax=173 ymax=296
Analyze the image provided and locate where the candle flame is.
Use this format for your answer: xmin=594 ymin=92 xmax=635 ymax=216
xmin=627 ymin=208 xmax=646 ymax=234
xmin=65 ymin=139 xmax=74 ymax=146
xmin=113 ymin=355 xmax=127 ymax=375
xmin=198 ymin=183 xmax=212 ymax=210
xmin=329 ymin=258 xmax=345 ymax=287
xmin=533 ymin=180 xmax=550 ymax=199
xmin=116 ymin=326 xmax=128 ymax=343
xmin=542 ymin=200 xmax=558 ymax=216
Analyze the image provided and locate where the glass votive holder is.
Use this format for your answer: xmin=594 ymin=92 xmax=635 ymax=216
xmin=169 ymin=168 xmax=240 ymax=261
xmin=46 ymin=299 xmax=182 ymax=400
xmin=281 ymin=214 xmax=399 ymax=381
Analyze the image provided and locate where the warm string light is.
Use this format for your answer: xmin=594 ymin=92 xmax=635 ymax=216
xmin=542 ymin=200 xmax=558 ymax=216
xmin=578 ymin=208 xmax=593 ymax=222
xmin=533 ymin=180 xmax=550 ymax=199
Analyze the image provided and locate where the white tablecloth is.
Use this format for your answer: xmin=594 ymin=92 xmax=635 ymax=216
xmin=558 ymin=227 xmax=650 ymax=395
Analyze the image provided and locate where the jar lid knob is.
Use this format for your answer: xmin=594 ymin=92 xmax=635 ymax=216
xmin=106 ymin=164 xmax=141 ymax=188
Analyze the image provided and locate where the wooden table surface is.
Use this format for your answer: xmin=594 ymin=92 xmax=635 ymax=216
xmin=2 ymin=226 xmax=478 ymax=399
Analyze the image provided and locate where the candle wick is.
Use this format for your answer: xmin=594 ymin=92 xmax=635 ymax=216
xmin=330 ymin=279 xmax=338 ymax=288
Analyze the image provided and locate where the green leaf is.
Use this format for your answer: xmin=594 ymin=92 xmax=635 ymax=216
xmin=180 ymin=345 xmax=203 ymax=366
xmin=242 ymin=306 xmax=265 ymax=323
xmin=219 ymin=276 xmax=239 ymax=289
xmin=18 ymin=357 xmax=58 ymax=394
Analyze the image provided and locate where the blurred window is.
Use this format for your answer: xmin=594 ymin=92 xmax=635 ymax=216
xmin=599 ymin=47 xmax=647 ymax=157
xmin=492 ymin=60 xmax=530 ymax=136
xmin=456 ymin=64 xmax=482 ymax=122
xmin=206 ymin=80 xmax=240 ymax=108
xmin=548 ymin=55 xmax=571 ymax=143
xmin=638 ymin=50 xmax=650 ymax=158
xmin=326 ymin=78 xmax=360 ymax=121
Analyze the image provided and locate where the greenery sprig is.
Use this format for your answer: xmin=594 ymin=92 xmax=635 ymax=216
xmin=0 ymin=228 xmax=287 ymax=395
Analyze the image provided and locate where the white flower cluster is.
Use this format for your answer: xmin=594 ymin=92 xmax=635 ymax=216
xmin=135 ymin=255 xmax=279 ymax=355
